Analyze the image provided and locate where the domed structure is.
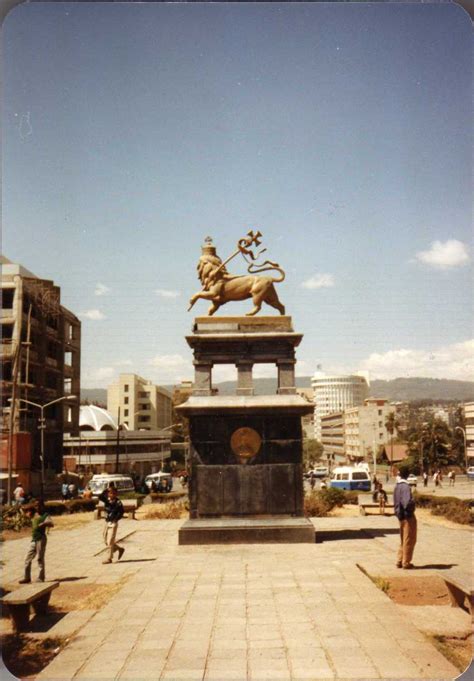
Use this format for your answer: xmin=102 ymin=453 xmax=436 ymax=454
xmin=79 ymin=405 xmax=118 ymax=431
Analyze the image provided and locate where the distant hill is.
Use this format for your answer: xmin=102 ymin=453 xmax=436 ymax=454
xmin=81 ymin=389 xmax=107 ymax=406
xmin=82 ymin=377 xmax=474 ymax=405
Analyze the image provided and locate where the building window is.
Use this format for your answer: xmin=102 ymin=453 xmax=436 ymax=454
xmin=124 ymin=384 xmax=129 ymax=392
xmin=378 ymin=410 xmax=382 ymax=416
xmin=124 ymin=409 xmax=129 ymax=417
xmin=124 ymin=397 xmax=129 ymax=405
xmin=378 ymin=421 xmax=382 ymax=428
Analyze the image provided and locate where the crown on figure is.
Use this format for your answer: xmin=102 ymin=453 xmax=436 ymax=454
xmin=201 ymin=236 xmax=217 ymax=255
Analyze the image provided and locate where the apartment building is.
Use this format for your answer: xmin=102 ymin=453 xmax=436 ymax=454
xmin=311 ymin=370 xmax=369 ymax=441
xmin=463 ymin=402 xmax=474 ymax=466
xmin=107 ymin=373 xmax=172 ymax=431
xmin=320 ymin=411 xmax=345 ymax=467
xmin=296 ymin=387 xmax=315 ymax=439
xmin=344 ymin=398 xmax=394 ymax=463
xmin=1 ymin=257 xmax=81 ymax=484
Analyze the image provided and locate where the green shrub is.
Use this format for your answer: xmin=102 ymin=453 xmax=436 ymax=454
xmin=319 ymin=487 xmax=346 ymax=508
xmin=1 ymin=505 xmax=32 ymax=532
xmin=413 ymin=492 xmax=472 ymax=525
xmin=343 ymin=490 xmax=359 ymax=506
xmin=304 ymin=491 xmax=332 ymax=517
xmin=44 ymin=501 xmax=68 ymax=516
xmin=65 ymin=498 xmax=98 ymax=514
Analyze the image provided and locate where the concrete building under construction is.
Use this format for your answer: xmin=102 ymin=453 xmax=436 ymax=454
xmin=1 ymin=257 xmax=81 ymax=492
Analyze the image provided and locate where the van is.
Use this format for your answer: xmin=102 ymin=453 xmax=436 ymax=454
xmin=467 ymin=466 xmax=474 ymax=481
xmin=88 ymin=474 xmax=135 ymax=497
xmin=329 ymin=466 xmax=371 ymax=491
xmin=145 ymin=472 xmax=173 ymax=493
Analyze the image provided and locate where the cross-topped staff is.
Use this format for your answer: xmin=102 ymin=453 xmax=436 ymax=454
xmin=214 ymin=230 xmax=266 ymax=276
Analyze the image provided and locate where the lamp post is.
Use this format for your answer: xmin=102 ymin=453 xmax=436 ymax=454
xmin=9 ymin=395 xmax=77 ymax=500
xmin=454 ymin=426 xmax=467 ymax=472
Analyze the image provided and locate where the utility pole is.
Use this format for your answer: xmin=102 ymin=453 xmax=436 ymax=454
xmin=115 ymin=406 xmax=121 ymax=473
xmin=7 ymin=340 xmax=22 ymax=505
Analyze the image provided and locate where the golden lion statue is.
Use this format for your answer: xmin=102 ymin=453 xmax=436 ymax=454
xmin=188 ymin=236 xmax=286 ymax=316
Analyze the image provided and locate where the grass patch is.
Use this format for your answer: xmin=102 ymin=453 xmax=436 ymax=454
xmin=430 ymin=633 xmax=473 ymax=673
xmin=414 ymin=493 xmax=472 ymax=525
xmin=141 ymin=500 xmax=188 ymax=519
xmin=1 ymin=634 xmax=65 ymax=678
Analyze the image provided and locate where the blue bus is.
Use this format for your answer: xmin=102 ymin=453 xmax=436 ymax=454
xmin=329 ymin=466 xmax=371 ymax=491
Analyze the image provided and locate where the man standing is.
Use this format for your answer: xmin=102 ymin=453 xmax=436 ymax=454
xmin=101 ymin=486 xmax=125 ymax=564
xmin=20 ymin=501 xmax=54 ymax=583
xmin=393 ymin=466 xmax=417 ymax=569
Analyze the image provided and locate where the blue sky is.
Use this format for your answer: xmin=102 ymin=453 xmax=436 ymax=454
xmin=3 ymin=2 xmax=472 ymax=388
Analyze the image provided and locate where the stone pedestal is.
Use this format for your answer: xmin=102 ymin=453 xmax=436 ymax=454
xmin=177 ymin=316 xmax=314 ymax=544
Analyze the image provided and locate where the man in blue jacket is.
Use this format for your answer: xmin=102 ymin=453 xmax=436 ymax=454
xmin=393 ymin=466 xmax=417 ymax=569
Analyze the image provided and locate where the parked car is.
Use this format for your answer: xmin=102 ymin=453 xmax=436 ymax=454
xmin=145 ymin=472 xmax=173 ymax=493
xmin=88 ymin=474 xmax=135 ymax=498
xmin=329 ymin=466 xmax=371 ymax=491
xmin=305 ymin=466 xmax=329 ymax=479
xmin=466 ymin=466 xmax=474 ymax=481
xmin=407 ymin=474 xmax=418 ymax=487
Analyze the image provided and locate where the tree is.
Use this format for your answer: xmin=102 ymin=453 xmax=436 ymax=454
xmin=407 ymin=418 xmax=453 ymax=473
xmin=385 ymin=411 xmax=399 ymax=475
xmin=303 ymin=439 xmax=324 ymax=470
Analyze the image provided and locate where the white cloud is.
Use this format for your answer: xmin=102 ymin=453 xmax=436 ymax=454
xmin=415 ymin=240 xmax=470 ymax=270
xmin=149 ymin=354 xmax=188 ymax=368
xmin=79 ymin=309 xmax=106 ymax=320
xmin=155 ymin=289 xmax=181 ymax=298
xmin=95 ymin=367 xmax=115 ymax=380
xmin=114 ymin=359 xmax=133 ymax=367
xmin=148 ymin=354 xmax=193 ymax=385
xmin=359 ymin=339 xmax=474 ymax=381
xmin=94 ymin=282 xmax=110 ymax=296
xmin=301 ymin=273 xmax=335 ymax=289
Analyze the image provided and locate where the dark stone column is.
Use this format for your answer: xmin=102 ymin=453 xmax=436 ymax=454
xmin=193 ymin=361 xmax=213 ymax=396
xmin=277 ymin=359 xmax=296 ymax=395
xmin=236 ymin=360 xmax=254 ymax=396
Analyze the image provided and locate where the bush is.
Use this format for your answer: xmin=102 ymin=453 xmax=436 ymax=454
xmin=66 ymin=498 xmax=98 ymax=514
xmin=319 ymin=487 xmax=346 ymax=508
xmin=413 ymin=492 xmax=472 ymax=525
xmin=1 ymin=505 xmax=32 ymax=532
xmin=44 ymin=501 xmax=68 ymax=516
xmin=304 ymin=491 xmax=332 ymax=517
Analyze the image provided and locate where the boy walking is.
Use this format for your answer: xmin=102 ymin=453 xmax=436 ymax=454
xmin=20 ymin=501 xmax=54 ymax=583
xmin=101 ymin=486 xmax=125 ymax=564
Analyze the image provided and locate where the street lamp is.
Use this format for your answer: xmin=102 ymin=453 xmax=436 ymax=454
xmin=454 ymin=426 xmax=467 ymax=472
xmin=9 ymin=395 xmax=77 ymax=500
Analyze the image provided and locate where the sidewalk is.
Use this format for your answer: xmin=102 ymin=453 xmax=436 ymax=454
xmin=2 ymin=513 xmax=471 ymax=681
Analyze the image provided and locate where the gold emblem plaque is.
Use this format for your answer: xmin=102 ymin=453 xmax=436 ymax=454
xmin=230 ymin=427 xmax=262 ymax=464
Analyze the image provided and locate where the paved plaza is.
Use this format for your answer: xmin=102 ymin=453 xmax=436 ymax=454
xmin=2 ymin=513 xmax=472 ymax=681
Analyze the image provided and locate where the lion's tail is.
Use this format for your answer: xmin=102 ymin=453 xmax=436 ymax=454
xmin=247 ymin=260 xmax=286 ymax=283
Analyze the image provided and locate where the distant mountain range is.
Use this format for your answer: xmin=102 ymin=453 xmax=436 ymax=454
xmin=81 ymin=377 xmax=474 ymax=405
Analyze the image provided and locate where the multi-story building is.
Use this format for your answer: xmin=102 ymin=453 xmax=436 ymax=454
xmin=344 ymin=399 xmax=395 ymax=463
xmin=296 ymin=387 xmax=315 ymax=439
xmin=320 ymin=411 xmax=345 ymax=468
xmin=311 ymin=370 xmax=369 ymax=441
xmin=107 ymin=373 xmax=172 ymax=431
xmin=463 ymin=402 xmax=474 ymax=467
xmin=1 ymin=257 xmax=81 ymax=489
xmin=63 ymin=405 xmax=171 ymax=477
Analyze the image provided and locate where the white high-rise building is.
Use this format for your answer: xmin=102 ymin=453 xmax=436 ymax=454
xmin=311 ymin=369 xmax=369 ymax=441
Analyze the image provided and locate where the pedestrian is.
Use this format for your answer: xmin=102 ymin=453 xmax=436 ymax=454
xmin=68 ymin=482 xmax=77 ymax=499
xmin=423 ymin=471 xmax=428 ymax=488
xmin=13 ymin=483 xmax=26 ymax=506
xmin=437 ymin=470 xmax=443 ymax=487
xmin=82 ymin=486 xmax=93 ymax=500
xmin=61 ymin=482 xmax=69 ymax=501
xmin=19 ymin=501 xmax=54 ymax=583
xmin=309 ymin=473 xmax=316 ymax=491
xmin=451 ymin=471 xmax=456 ymax=486
xmin=393 ymin=466 xmax=417 ymax=569
xmin=378 ymin=485 xmax=388 ymax=515
xmin=101 ymin=485 xmax=125 ymax=564
xmin=433 ymin=471 xmax=439 ymax=487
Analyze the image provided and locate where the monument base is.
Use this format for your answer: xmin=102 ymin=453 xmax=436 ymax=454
xmin=178 ymin=517 xmax=315 ymax=545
